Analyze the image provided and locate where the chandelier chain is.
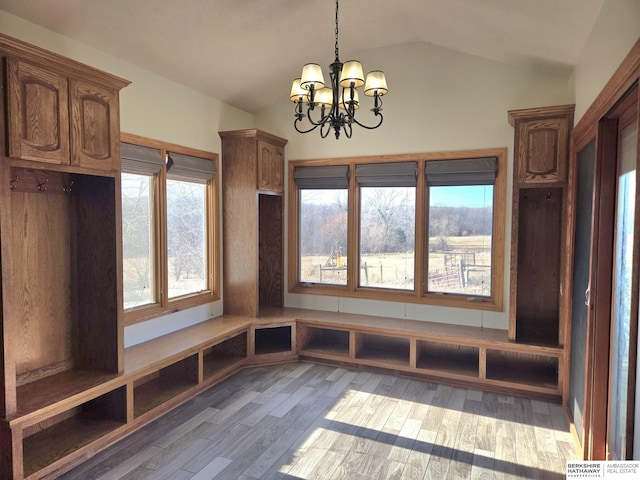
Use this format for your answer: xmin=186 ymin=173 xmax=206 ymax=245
xmin=334 ymin=0 xmax=339 ymax=61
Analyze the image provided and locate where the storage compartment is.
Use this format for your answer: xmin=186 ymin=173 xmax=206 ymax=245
xmin=354 ymin=332 xmax=410 ymax=367
xmin=299 ymin=325 xmax=350 ymax=357
xmin=22 ymin=386 xmax=126 ymax=477
xmin=486 ymin=350 xmax=559 ymax=388
xmin=416 ymin=341 xmax=479 ymax=377
xmin=259 ymin=194 xmax=283 ymax=310
xmin=10 ymin=169 xmax=121 ymax=414
xmin=254 ymin=325 xmax=292 ymax=355
xmin=133 ymin=355 xmax=199 ymax=417
xmin=203 ymin=332 xmax=248 ymax=379
xmin=514 ymin=188 xmax=563 ymax=345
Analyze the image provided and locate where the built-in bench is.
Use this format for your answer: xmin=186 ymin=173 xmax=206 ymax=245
xmin=7 ymin=308 xmax=563 ymax=479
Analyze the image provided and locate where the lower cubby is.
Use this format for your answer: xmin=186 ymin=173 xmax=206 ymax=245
xmin=22 ymin=386 xmax=127 ymax=477
xmin=133 ymin=355 xmax=199 ymax=418
xmin=254 ymin=325 xmax=292 ymax=355
xmin=203 ymin=332 xmax=248 ymax=380
xmin=485 ymin=349 xmax=559 ymax=389
xmin=355 ymin=332 xmax=410 ymax=367
xmin=298 ymin=325 xmax=350 ymax=358
xmin=416 ymin=341 xmax=479 ymax=377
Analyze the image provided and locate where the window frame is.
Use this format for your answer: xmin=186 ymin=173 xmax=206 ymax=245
xmin=288 ymin=148 xmax=506 ymax=311
xmin=121 ymin=132 xmax=220 ymax=326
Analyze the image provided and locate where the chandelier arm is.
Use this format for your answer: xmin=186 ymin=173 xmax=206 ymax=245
xmin=350 ymin=112 xmax=384 ymax=130
xmin=294 ymin=117 xmax=321 ymax=134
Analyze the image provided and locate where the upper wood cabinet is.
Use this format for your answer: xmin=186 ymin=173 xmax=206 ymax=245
xmin=508 ymin=105 xmax=574 ymax=186
xmin=257 ymin=139 xmax=284 ymax=193
xmin=6 ymin=56 xmax=124 ymax=172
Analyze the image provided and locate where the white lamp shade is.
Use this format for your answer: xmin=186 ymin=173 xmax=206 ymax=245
xmin=290 ymin=78 xmax=308 ymax=102
xmin=339 ymin=87 xmax=359 ymax=110
xmin=300 ymin=63 xmax=325 ymax=90
xmin=364 ymin=71 xmax=388 ymax=96
xmin=315 ymin=86 xmax=333 ymax=108
xmin=339 ymin=60 xmax=365 ymax=88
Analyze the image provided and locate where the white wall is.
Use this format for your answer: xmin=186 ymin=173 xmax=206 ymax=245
xmin=572 ymin=0 xmax=640 ymax=123
xmin=256 ymin=41 xmax=572 ymax=330
xmin=0 ymin=11 xmax=255 ymax=346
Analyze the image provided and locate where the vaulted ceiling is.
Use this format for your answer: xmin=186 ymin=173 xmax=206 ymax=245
xmin=0 ymin=0 xmax=605 ymax=113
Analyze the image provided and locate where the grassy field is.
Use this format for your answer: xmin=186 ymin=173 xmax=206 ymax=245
xmin=301 ymin=235 xmax=492 ymax=295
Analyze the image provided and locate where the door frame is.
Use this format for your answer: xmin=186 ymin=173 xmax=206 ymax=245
xmin=567 ymin=38 xmax=640 ymax=460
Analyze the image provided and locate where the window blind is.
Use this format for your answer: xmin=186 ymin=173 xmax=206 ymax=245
xmin=356 ymin=162 xmax=417 ymax=187
xmin=293 ymin=165 xmax=350 ymax=189
xmin=166 ymin=152 xmax=216 ymax=184
xmin=426 ymin=157 xmax=497 ymax=186
xmin=121 ymin=142 xmax=164 ymax=175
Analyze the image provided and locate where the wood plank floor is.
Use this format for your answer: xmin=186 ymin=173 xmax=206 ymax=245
xmin=61 ymin=362 xmax=577 ymax=479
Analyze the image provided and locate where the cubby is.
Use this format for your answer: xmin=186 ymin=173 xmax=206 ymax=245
xmin=298 ymin=325 xmax=350 ymax=358
xmin=254 ymin=325 xmax=293 ymax=356
xmin=22 ymin=386 xmax=126 ymax=477
xmin=203 ymin=332 xmax=248 ymax=380
xmin=9 ymin=168 xmax=121 ymax=415
xmin=133 ymin=355 xmax=199 ymax=418
xmin=416 ymin=341 xmax=479 ymax=378
xmin=485 ymin=350 xmax=559 ymax=389
xmin=355 ymin=332 xmax=410 ymax=367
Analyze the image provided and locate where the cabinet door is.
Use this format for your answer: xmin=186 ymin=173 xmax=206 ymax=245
xmin=515 ymin=117 xmax=569 ymax=185
xmin=7 ymin=58 xmax=70 ymax=164
xmin=69 ymin=79 xmax=120 ymax=171
xmin=257 ymin=140 xmax=284 ymax=193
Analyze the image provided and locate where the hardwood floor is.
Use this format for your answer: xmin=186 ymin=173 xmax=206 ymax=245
xmin=62 ymin=362 xmax=577 ymax=479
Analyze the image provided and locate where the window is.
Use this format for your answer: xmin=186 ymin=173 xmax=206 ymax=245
xmin=121 ymin=134 xmax=219 ymax=325
xmin=289 ymin=149 xmax=506 ymax=311
xmin=294 ymin=165 xmax=349 ymax=286
xmin=357 ymin=162 xmax=417 ymax=290
xmin=425 ymin=157 xmax=497 ymax=298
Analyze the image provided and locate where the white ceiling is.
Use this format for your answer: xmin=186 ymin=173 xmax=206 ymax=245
xmin=0 ymin=0 xmax=604 ymax=114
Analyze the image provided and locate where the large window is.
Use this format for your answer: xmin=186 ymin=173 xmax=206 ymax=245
xmin=289 ymin=149 xmax=506 ymax=311
xmin=121 ymin=134 xmax=219 ymax=325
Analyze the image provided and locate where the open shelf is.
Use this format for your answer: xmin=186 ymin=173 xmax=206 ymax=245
xmin=133 ymin=355 xmax=199 ymax=418
xmin=254 ymin=325 xmax=292 ymax=355
xmin=203 ymin=332 xmax=248 ymax=380
xmin=355 ymin=332 xmax=410 ymax=367
xmin=486 ymin=349 xmax=559 ymax=389
xmin=22 ymin=386 xmax=126 ymax=477
xmin=299 ymin=325 xmax=350 ymax=358
xmin=416 ymin=341 xmax=479 ymax=377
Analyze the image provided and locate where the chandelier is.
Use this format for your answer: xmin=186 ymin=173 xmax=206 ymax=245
xmin=289 ymin=0 xmax=388 ymax=139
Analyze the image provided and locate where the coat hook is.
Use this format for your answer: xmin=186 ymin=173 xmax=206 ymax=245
xmin=10 ymin=175 xmax=20 ymax=190
xmin=37 ymin=178 xmax=49 ymax=192
xmin=547 ymin=191 xmax=551 ymax=200
xmin=62 ymin=181 xmax=74 ymax=193
xmin=523 ymin=192 xmax=528 ymax=202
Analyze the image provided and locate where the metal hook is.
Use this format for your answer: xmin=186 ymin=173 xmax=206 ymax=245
xmin=10 ymin=175 xmax=20 ymax=190
xmin=37 ymin=178 xmax=49 ymax=192
xmin=62 ymin=181 xmax=74 ymax=193
xmin=547 ymin=191 xmax=551 ymax=200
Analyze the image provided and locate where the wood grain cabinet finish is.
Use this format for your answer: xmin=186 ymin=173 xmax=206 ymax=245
xmin=507 ymin=104 xmax=574 ymax=348
xmin=509 ymin=105 xmax=574 ymax=185
xmin=257 ymin=140 xmax=284 ymax=193
xmin=219 ymin=129 xmax=287 ymax=318
xmin=7 ymin=58 xmax=70 ymax=164
xmin=70 ymin=79 xmax=120 ymax=171
xmin=6 ymin=57 xmax=121 ymax=172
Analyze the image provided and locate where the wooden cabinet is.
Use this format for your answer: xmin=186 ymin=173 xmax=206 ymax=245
xmin=257 ymin=139 xmax=284 ymax=193
xmin=219 ymin=129 xmax=287 ymax=317
xmin=507 ymin=105 xmax=574 ymax=346
xmin=7 ymin=57 xmax=121 ymax=172
xmin=0 ymin=33 xmax=129 ymax=479
xmin=509 ymin=105 xmax=573 ymax=185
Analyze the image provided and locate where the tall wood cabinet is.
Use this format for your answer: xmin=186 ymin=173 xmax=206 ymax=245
xmin=219 ymin=129 xmax=287 ymax=317
xmin=0 ymin=34 xmax=129 ymax=479
xmin=508 ymin=104 xmax=575 ymax=346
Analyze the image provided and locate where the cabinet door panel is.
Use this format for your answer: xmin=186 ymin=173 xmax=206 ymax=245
xmin=516 ymin=117 xmax=569 ymax=184
xmin=257 ymin=140 xmax=284 ymax=193
xmin=7 ymin=58 xmax=70 ymax=164
xmin=70 ymin=79 xmax=119 ymax=171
